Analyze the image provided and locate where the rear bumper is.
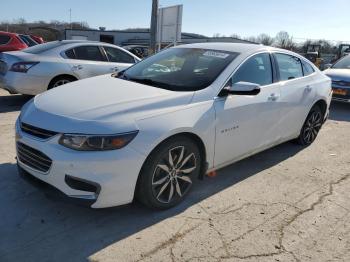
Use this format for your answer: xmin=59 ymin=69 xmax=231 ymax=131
xmin=0 ymin=72 xmax=49 ymax=95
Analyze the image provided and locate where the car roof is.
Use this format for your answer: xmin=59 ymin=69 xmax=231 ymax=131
xmin=178 ymin=42 xmax=288 ymax=54
xmin=0 ymin=31 xmax=19 ymax=36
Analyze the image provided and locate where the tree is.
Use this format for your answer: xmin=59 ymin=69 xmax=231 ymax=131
xmin=274 ymin=31 xmax=296 ymax=50
xmin=256 ymin=33 xmax=274 ymax=46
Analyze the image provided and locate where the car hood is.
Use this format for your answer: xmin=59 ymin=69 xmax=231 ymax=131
xmin=324 ymin=68 xmax=350 ymax=82
xmin=20 ymin=75 xmax=194 ymax=134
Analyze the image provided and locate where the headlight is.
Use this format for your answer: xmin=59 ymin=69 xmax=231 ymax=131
xmin=59 ymin=131 xmax=139 ymax=151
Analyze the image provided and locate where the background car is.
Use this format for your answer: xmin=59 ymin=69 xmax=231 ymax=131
xmin=18 ymin=34 xmax=39 ymax=47
xmin=29 ymin=34 xmax=44 ymax=44
xmin=16 ymin=43 xmax=331 ymax=209
xmin=324 ymin=54 xmax=350 ymax=103
xmin=0 ymin=40 xmax=141 ymax=95
xmin=0 ymin=31 xmax=28 ymax=52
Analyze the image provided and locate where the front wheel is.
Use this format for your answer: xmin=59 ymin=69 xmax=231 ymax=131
xmin=136 ymin=137 xmax=201 ymax=209
xmin=296 ymin=105 xmax=324 ymax=146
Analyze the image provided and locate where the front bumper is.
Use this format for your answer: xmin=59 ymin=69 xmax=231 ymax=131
xmin=15 ymin=119 xmax=146 ymax=208
xmin=0 ymin=72 xmax=49 ymax=95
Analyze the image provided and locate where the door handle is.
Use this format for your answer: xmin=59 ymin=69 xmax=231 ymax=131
xmin=72 ymin=65 xmax=83 ymax=70
xmin=111 ymin=67 xmax=119 ymax=72
xmin=268 ymin=93 xmax=279 ymax=101
xmin=305 ymin=85 xmax=312 ymax=92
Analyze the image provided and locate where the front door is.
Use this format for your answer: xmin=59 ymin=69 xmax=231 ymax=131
xmin=214 ymin=52 xmax=282 ymax=167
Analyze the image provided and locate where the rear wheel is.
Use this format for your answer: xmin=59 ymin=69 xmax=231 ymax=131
xmin=136 ymin=136 xmax=201 ymax=209
xmin=296 ymin=105 xmax=323 ymax=146
xmin=48 ymin=76 xmax=76 ymax=90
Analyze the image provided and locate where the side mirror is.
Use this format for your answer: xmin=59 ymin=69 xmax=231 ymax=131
xmin=220 ymin=81 xmax=261 ymax=96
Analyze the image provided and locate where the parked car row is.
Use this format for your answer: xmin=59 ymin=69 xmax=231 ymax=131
xmin=13 ymin=43 xmax=332 ymax=209
xmin=0 ymin=31 xmax=43 ymax=52
xmin=0 ymin=40 xmax=140 ymax=95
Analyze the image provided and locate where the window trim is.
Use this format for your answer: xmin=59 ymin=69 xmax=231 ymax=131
xmin=272 ymin=52 xmax=317 ymax=82
xmin=62 ymin=45 xmax=108 ymax=62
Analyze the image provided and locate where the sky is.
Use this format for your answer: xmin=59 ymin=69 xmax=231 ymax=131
xmin=1 ymin=0 xmax=349 ymax=41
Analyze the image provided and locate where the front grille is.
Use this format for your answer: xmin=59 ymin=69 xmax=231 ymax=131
xmin=17 ymin=142 xmax=52 ymax=173
xmin=20 ymin=122 xmax=58 ymax=139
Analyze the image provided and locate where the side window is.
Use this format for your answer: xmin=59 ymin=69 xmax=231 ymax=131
xmin=0 ymin=35 xmax=10 ymax=45
xmin=73 ymin=46 xmax=105 ymax=61
xmin=302 ymin=61 xmax=315 ymax=76
xmin=232 ymin=53 xmax=273 ymax=86
xmin=104 ymin=47 xmax=135 ymax=63
xmin=65 ymin=49 xmax=76 ymax=59
xmin=275 ymin=53 xmax=303 ymax=81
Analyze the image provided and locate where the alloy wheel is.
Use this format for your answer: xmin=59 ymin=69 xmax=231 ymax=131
xmin=53 ymin=79 xmax=71 ymax=88
xmin=151 ymin=146 xmax=196 ymax=204
xmin=302 ymin=110 xmax=322 ymax=144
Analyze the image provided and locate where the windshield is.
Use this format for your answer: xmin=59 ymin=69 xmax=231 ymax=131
xmin=332 ymin=55 xmax=350 ymax=69
xmin=121 ymin=48 xmax=238 ymax=91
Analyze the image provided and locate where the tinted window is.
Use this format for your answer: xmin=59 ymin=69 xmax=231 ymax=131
xmin=65 ymin=49 xmax=76 ymax=59
xmin=302 ymin=61 xmax=315 ymax=76
xmin=122 ymin=48 xmax=238 ymax=91
xmin=104 ymin=47 xmax=135 ymax=63
xmin=0 ymin=35 xmax=10 ymax=45
xmin=275 ymin=53 xmax=303 ymax=81
xmin=74 ymin=46 xmax=105 ymax=61
xmin=232 ymin=53 xmax=273 ymax=86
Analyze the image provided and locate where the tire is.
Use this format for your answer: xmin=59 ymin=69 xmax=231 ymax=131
xmin=296 ymin=105 xmax=324 ymax=146
xmin=136 ymin=136 xmax=201 ymax=210
xmin=48 ymin=76 xmax=76 ymax=90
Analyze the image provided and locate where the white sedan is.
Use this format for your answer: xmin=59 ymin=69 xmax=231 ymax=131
xmin=16 ymin=43 xmax=332 ymax=209
xmin=0 ymin=40 xmax=140 ymax=95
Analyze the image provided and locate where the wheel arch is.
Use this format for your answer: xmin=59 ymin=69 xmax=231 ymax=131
xmin=313 ymin=99 xmax=328 ymax=117
xmin=48 ymin=74 xmax=78 ymax=90
xmin=135 ymin=131 xmax=208 ymax=198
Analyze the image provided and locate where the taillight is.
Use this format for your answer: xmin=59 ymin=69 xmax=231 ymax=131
xmin=9 ymin=62 xmax=39 ymax=73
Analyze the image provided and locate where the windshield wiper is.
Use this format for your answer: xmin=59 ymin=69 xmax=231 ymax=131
xmin=128 ymin=77 xmax=158 ymax=86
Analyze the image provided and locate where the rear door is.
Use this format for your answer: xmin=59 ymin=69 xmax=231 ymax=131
xmin=214 ymin=52 xmax=282 ymax=167
xmin=273 ymin=53 xmax=316 ymax=138
xmin=101 ymin=46 xmax=137 ymax=72
xmin=65 ymin=45 xmax=111 ymax=79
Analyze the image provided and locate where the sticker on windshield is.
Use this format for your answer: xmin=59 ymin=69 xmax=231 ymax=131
xmin=203 ymin=51 xmax=230 ymax=59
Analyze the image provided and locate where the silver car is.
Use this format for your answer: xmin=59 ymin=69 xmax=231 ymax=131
xmin=0 ymin=40 xmax=140 ymax=95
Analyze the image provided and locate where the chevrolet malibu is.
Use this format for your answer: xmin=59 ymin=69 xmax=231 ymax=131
xmin=16 ymin=43 xmax=332 ymax=209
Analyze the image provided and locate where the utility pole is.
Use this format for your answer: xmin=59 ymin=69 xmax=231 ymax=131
xmin=69 ymin=8 xmax=72 ymax=29
xmin=149 ymin=0 xmax=158 ymax=55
